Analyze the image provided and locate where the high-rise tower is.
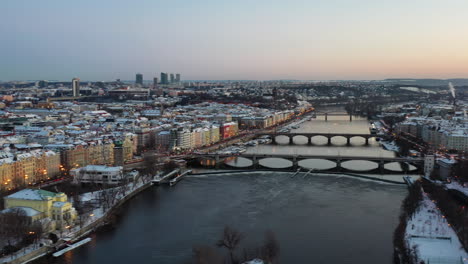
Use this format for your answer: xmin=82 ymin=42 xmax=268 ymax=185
xmin=160 ymin=72 xmax=169 ymax=85
xmin=72 ymin=78 xmax=80 ymax=97
xmin=153 ymin=77 xmax=158 ymax=88
xmin=135 ymin=73 xmax=143 ymax=86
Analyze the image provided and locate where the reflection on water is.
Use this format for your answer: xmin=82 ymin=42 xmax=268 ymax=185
xmin=43 ymin=172 xmax=407 ymax=264
xmin=39 ymin=113 xmax=409 ymax=264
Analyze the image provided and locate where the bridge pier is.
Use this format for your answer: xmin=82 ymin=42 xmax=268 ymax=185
xmin=327 ymin=137 xmax=332 ymax=145
xmin=336 ymin=159 xmax=342 ymax=171
xmin=346 ymin=137 xmax=351 ymax=146
xmin=215 ymin=154 xmax=220 ymax=169
xmin=401 ymin=162 xmax=409 ymax=174
xmin=252 ymin=156 xmax=259 ymax=169
xmin=379 ymin=161 xmax=385 ymax=174
xmin=289 ymin=136 xmax=294 ymax=145
xmin=307 ymin=136 xmax=313 ymax=145
xmin=292 ymin=156 xmax=298 ymax=170
xmin=271 ymin=136 xmax=277 ymax=144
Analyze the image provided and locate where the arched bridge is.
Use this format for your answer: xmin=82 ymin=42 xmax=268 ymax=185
xmin=187 ymin=153 xmax=424 ymax=174
xmin=256 ymin=133 xmax=388 ymax=146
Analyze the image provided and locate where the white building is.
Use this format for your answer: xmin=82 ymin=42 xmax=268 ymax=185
xmin=176 ymin=128 xmax=193 ymax=150
xmin=71 ymin=165 xmax=126 ymax=185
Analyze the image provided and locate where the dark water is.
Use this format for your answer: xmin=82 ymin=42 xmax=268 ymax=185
xmin=44 ymin=172 xmax=406 ymax=264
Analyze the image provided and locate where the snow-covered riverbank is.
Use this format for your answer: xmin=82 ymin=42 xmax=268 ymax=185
xmin=406 ymin=194 xmax=468 ymax=263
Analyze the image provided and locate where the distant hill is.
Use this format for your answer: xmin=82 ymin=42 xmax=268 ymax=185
xmin=384 ymin=78 xmax=468 ymax=86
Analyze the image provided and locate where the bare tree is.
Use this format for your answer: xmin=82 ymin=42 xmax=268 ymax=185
xmin=163 ymin=160 xmax=179 ymax=173
xmin=261 ymin=230 xmax=280 ymax=264
xmin=0 ymin=208 xmax=29 ymax=246
xmin=73 ymin=194 xmax=93 ymax=228
xmin=142 ymin=154 xmax=161 ymax=176
xmin=216 ymin=226 xmax=243 ymax=264
xmin=97 ymin=188 xmax=119 ymax=210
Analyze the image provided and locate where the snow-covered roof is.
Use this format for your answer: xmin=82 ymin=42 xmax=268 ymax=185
xmin=1 ymin=206 xmax=43 ymax=217
xmin=52 ymin=201 xmax=67 ymax=208
xmin=6 ymin=189 xmax=58 ymax=201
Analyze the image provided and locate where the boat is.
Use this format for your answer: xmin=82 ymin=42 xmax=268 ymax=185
xmin=152 ymin=169 xmax=180 ymax=185
xmin=169 ymin=170 xmax=192 ymax=187
xmin=53 ymin=238 xmax=92 ymax=257
xmin=369 ymin=123 xmax=378 ymax=134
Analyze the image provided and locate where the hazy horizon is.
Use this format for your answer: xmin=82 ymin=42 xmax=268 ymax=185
xmin=2 ymin=0 xmax=468 ymax=81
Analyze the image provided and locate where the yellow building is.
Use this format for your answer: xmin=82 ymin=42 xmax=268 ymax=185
xmin=122 ymin=137 xmax=134 ymax=162
xmin=44 ymin=151 xmax=61 ymax=179
xmin=14 ymin=153 xmax=35 ymax=186
xmin=0 ymin=158 xmax=14 ymax=191
xmin=4 ymin=189 xmax=77 ymax=229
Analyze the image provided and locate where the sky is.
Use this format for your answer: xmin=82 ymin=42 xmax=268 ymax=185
xmin=1 ymin=0 xmax=468 ymax=81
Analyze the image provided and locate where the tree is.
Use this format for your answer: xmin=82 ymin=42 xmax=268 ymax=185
xmin=216 ymin=226 xmax=243 ymax=264
xmin=163 ymin=160 xmax=179 ymax=173
xmin=0 ymin=208 xmax=29 ymax=246
xmin=97 ymin=188 xmax=119 ymax=210
xmin=73 ymin=194 xmax=93 ymax=228
xmin=142 ymin=154 xmax=161 ymax=176
xmin=261 ymin=230 xmax=280 ymax=264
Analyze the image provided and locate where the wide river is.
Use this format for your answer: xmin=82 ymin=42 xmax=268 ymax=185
xmin=41 ymin=113 xmax=409 ymax=264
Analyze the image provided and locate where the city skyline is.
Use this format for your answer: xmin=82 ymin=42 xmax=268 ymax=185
xmin=1 ymin=0 xmax=468 ymax=81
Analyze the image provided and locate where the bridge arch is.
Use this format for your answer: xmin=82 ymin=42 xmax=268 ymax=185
xmin=258 ymin=158 xmax=293 ymax=169
xmin=298 ymin=159 xmax=336 ymax=170
xmin=309 ymin=135 xmax=329 ymax=145
xmin=340 ymin=160 xmax=379 ymax=171
xmin=290 ymin=135 xmax=309 ymax=145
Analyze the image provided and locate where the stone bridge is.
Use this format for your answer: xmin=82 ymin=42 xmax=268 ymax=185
xmin=187 ymin=153 xmax=424 ymax=174
xmin=255 ymin=133 xmax=387 ymax=146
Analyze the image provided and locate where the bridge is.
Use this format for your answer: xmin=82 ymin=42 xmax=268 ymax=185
xmin=314 ymin=111 xmax=353 ymax=122
xmin=187 ymin=153 xmax=424 ymax=174
xmin=255 ymin=133 xmax=387 ymax=146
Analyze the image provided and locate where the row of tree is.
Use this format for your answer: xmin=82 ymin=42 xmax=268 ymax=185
xmin=0 ymin=208 xmax=45 ymax=257
xmin=393 ymin=182 xmax=423 ymax=264
xmin=421 ymin=180 xmax=468 ymax=251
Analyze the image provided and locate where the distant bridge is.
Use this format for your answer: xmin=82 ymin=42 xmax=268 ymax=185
xmin=186 ymin=153 xmax=424 ymax=174
xmin=314 ymin=111 xmax=353 ymax=121
xmin=255 ymin=133 xmax=387 ymax=146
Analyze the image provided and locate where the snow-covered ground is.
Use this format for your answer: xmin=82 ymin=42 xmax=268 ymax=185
xmin=380 ymin=140 xmax=400 ymax=152
xmin=446 ymin=181 xmax=468 ymax=197
xmin=0 ymin=239 xmax=51 ymax=263
xmin=406 ymin=194 xmax=468 ymax=264
xmin=64 ymin=178 xmax=148 ymax=240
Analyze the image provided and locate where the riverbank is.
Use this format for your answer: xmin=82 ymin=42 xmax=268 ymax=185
xmin=1 ymin=178 xmax=152 ymax=264
xmin=46 ymin=171 xmax=407 ymax=264
xmin=393 ymin=179 xmax=468 ymax=264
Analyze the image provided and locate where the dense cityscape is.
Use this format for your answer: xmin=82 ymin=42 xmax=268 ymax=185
xmin=0 ymin=75 xmax=467 ymax=263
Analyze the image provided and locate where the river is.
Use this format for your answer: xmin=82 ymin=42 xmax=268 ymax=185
xmin=39 ymin=112 xmax=408 ymax=264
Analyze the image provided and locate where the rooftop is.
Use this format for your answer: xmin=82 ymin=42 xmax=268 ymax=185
xmin=6 ymin=189 xmax=60 ymax=201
